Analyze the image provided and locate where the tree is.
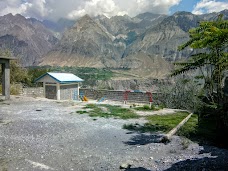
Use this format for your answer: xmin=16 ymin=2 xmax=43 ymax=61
xmin=172 ymin=15 xmax=228 ymax=107
xmin=172 ymin=15 xmax=228 ymax=147
xmin=0 ymin=50 xmax=31 ymax=92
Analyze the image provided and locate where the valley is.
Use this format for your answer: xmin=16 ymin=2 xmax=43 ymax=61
xmin=0 ymin=9 xmax=227 ymax=84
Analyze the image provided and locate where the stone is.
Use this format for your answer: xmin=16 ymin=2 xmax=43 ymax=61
xmin=119 ymin=162 xmax=132 ymax=169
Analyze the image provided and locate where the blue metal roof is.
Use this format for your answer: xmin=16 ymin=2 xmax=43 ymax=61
xmin=35 ymin=72 xmax=84 ymax=83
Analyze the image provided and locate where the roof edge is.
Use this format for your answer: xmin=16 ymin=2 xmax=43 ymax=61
xmin=35 ymin=72 xmax=61 ymax=83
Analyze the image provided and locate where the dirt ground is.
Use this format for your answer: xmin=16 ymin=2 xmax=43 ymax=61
xmin=0 ymin=96 xmax=228 ymax=171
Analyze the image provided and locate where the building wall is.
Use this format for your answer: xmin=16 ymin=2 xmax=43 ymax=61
xmin=37 ymin=75 xmax=58 ymax=83
xmin=45 ymin=85 xmax=57 ymax=99
xmin=60 ymin=84 xmax=79 ymax=100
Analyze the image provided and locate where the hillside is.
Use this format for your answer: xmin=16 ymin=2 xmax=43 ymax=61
xmin=0 ymin=10 xmax=227 ymax=78
xmin=0 ymin=14 xmax=58 ymax=66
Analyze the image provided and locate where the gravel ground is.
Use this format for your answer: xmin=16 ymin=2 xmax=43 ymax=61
xmin=0 ymin=96 xmax=228 ymax=171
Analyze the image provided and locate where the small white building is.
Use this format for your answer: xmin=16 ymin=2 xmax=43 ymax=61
xmin=35 ymin=72 xmax=83 ymax=100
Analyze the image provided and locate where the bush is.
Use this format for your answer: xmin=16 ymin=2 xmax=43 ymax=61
xmin=0 ymin=84 xmax=21 ymax=95
xmin=143 ymin=105 xmax=150 ymax=110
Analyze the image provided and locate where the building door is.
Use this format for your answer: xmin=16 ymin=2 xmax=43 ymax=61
xmin=45 ymin=85 xmax=57 ymax=99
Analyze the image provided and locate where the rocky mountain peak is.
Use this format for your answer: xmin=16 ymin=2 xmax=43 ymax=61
xmin=0 ymin=13 xmax=58 ymax=66
xmin=71 ymin=14 xmax=99 ymax=31
xmin=94 ymin=14 xmax=109 ymax=20
xmin=135 ymin=12 xmax=164 ymax=20
xmin=76 ymin=14 xmax=93 ymax=24
xmin=161 ymin=11 xmax=200 ymax=32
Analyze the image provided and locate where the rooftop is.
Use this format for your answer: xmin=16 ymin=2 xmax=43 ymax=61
xmin=35 ymin=72 xmax=84 ymax=83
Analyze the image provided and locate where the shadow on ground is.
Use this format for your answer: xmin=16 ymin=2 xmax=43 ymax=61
xmin=124 ymin=133 xmax=163 ymax=145
xmin=125 ymin=167 xmax=151 ymax=171
xmin=164 ymin=145 xmax=228 ymax=171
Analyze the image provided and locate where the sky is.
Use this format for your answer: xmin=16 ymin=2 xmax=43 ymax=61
xmin=0 ymin=0 xmax=227 ymax=21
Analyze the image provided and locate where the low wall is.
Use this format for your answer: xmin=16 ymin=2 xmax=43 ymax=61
xmin=20 ymin=87 xmax=162 ymax=104
xmin=21 ymin=87 xmax=44 ymax=97
xmin=80 ymin=88 xmax=162 ymax=104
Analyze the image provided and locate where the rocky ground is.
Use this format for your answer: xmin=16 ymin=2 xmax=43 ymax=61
xmin=0 ymin=96 xmax=228 ymax=171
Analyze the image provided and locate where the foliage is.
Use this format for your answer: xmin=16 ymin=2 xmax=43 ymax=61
xmin=0 ymin=50 xmax=31 ymax=87
xmin=26 ymin=66 xmax=51 ymax=86
xmin=134 ymin=104 xmax=163 ymax=111
xmin=76 ymin=110 xmax=88 ymax=114
xmin=171 ymin=15 xmax=228 ymax=147
xmin=159 ymin=77 xmax=202 ymax=111
xmin=177 ymin=114 xmax=217 ymax=144
xmin=172 ymin=15 xmax=228 ymax=105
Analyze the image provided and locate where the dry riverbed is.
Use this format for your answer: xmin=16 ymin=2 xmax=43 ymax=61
xmin=0 ymin=96 xmax=228 ymax=171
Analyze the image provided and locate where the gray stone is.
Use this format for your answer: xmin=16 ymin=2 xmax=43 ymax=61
xmin=119 ymin=163 xmax=132 ymax=169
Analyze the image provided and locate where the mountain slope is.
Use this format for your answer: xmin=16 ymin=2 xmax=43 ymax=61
xmin=41 ymin=15 xmax=121 ymax=67
xmin=0 ymin=14 xmax=58 ymax=66
xmin=123 ymin=12 xmax=202 ymax=62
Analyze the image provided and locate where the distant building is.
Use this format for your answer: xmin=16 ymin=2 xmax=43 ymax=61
xmin=35 ymin=72 xmax=83 ymax=100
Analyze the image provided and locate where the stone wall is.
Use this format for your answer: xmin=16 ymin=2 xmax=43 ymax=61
xmin=21 ymin=87 xmax=44 ymax=97
xmin=20 ymin=87 xmax=162 ymax=104
xmin=80 ymin=88 xmax=161 ymax=104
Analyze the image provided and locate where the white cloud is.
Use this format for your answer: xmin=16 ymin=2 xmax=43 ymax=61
xmin=192 ymin=0 xmax=228 ymax=15
xmin=0 ymin=0 xmax=182 ymax=21
xmin=0 ymin=0 xmax=32 ymax=16
xmin=67 ymin=0 xmax=127 ymax=19
xmin=126 ymin=0 xmax=181 ymax=16
xmin=67 ymin=0 xmax=181 ymax=19
xmin=0 ymin=0 xmax=51 ymax=19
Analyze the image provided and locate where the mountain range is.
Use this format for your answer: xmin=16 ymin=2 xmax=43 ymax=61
xmin=0 ymin=10 xmax=227 ymax=78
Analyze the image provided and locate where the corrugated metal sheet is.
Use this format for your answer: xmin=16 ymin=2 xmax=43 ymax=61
xmin=48 ymin=72 xmax=83 ymax=82
xmin=36 ymin=72 xmax=83 ymax=83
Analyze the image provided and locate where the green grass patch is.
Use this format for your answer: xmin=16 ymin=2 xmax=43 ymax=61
xmin=134 ymin=104 xmax=164 ymax=111
xmin=83 ymin=104 xmax=97 ymax=109
xmin=76 ymin=110 xmax=88 ymax=114
xmin=80 ymin=104 xmax=139 ymax=119
xmin=146 ymin=112 xmax=189 ymax=133
xmin=177 ymin=114 xmax=216 ymax=143
xmin=123 ymin=112 xmax=189 ymax=133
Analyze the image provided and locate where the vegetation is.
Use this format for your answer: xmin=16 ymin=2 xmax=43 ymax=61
xmin=77 ymin=104 xmax=139 ymax=119
xmin=26 ymin=67 xmax=51 ymax=87
xmin=134 ymin=104 xmax=164 ymax=111
xmin=170 ymin=15 xmax=228 ymax=147
xmin=123 ymin=112 xmax=189 ymax=133
xmin=159 ymin=77 xmax=202 ymax=111
xmin=173 ymin=15 xmax=228 ymax=105
xmin=0 ymin=50 xmax=31 ymax=94
xmin=177 ymin=114 xmax=217 ymax=144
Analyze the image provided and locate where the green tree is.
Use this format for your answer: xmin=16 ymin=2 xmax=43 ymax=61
xmin=172 ymin=15 xmax=228 ymax=106
xmin=172 ymin=15 xmax=228 ymax=147
xmin=0 ymin=50 xmax=31 ymax=94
